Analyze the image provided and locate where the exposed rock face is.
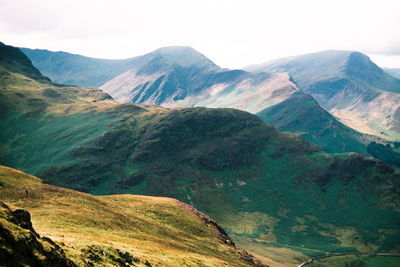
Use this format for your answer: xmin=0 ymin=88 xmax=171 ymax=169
xmin=0 ymin=201 xmax=75 ymax=267
xmin=11 ymin=209 xmax=35 ymax=233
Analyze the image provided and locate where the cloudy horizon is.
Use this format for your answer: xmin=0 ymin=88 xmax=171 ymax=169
xmin=0 ymin=0 xmax=399 ymax=69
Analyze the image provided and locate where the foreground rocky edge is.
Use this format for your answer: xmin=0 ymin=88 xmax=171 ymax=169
xmin=0 ymin=201 xmax=74 ymax=266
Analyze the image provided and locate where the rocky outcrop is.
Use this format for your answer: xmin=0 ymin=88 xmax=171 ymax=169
xmin=0 ymin=201 xmax=75 ymax=267
xmin=176 ymin=200 xmax=269 ymax=267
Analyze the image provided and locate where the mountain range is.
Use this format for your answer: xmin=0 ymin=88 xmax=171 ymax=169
xmin=22 ymin=46 xmax=391 ymax=157
xmin=1 ymin=42 xmax=400 ymax=266
xmin=247 ymin=51 xmax=400 ymax=141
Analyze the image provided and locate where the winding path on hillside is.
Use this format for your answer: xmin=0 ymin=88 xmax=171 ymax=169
xmin=297 ymin=252 xmax=400 ymax=267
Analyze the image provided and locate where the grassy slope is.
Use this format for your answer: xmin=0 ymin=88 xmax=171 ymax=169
xmin=1 ymin=43 xmax=400 ymax=264
xmin=0 ymin=165 xmax=264 ymax=267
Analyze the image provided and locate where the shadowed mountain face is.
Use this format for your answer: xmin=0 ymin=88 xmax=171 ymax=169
xmin=2 ymin=42 xmax=400 ymax=260
xmin=1 ymin=43 xmax=50 ymax=83
xmin=257 ymin=92 xmax=369 ymax=154
xmin=247 ymin=50 xmax=400 ymax=140
xmin=21 ymin=46 xmax=372 ymax=155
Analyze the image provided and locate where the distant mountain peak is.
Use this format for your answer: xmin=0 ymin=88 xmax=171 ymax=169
xmin=148 ymin=46 xmax=218 ymax=69
xmin=155 ymin=45 xmax=198 ymax=54
xmin=247 ymin=49 xmax=400 ymax=140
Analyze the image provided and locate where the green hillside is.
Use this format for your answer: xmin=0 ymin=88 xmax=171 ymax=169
xmin=0 ymin=165 xmax=264 ymax=267
xmin=1 ymin=42 xmax=400 ymax=264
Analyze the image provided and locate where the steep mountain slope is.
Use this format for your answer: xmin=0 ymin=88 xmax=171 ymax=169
xmin=257 ymin=92 xmax=370 ymax=154
xmin=101 ymin=46 xmax=222 ymax=104
xmin=385 ymin=68 xmax=400 ymax=79
xmin=0 ymin=165 xmax=264 ymax=267
xmin=1 ymin=43 xmax=50 ymax=83
xmin=247 ymin=50 xmax=400 ymax=140
xmin=1 ymin=42 xmax=400 ymax=262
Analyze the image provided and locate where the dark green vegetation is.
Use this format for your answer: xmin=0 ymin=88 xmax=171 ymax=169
xmin=1 ymin=43 xmax=50 ymax=84
xmin=367 ymin=142 xmax=400 ymax=168
xmin=2 ymin=42 xmax=400 ymax=264
xmin=305 ymin=254 xmax=400 ymax=267
xmin=248 ymin=50 xmax=400 ymax=141
xmin=0 ymin=201 xmax=74 ymax=266
xmin=0 ymin=165 xmax=265 ymax=267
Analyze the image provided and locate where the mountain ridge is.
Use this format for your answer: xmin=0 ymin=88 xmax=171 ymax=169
xmin=20 ymin=45 xmax=379 ymax=156
xmin=247 ymin=50 xmax=400 ymax=140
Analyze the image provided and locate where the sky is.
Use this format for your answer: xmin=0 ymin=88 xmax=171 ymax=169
xmin=0 ymin=0 xmax=399 ymax=69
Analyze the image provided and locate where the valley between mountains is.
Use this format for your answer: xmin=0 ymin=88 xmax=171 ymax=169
xmin=1 ymin=41 xmax=400 ymax=266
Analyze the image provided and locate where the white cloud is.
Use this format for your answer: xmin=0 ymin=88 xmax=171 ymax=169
xmin=0 ymin=0 xmax=399 ymax=68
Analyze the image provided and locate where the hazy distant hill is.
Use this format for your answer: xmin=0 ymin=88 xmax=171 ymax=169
xmin=2 ymin=42 xmax=400 ymax=262
xmin=247 ymin=50 xmax=400 ymax=140
xmin=20 ymin=47 xmax=138 ymax=87
xmin=385 ymin=68 xmax=400 ymax=79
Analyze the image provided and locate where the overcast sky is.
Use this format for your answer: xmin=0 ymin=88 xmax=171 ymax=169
xmin=0 ymin=0 xmax=399 ymax=68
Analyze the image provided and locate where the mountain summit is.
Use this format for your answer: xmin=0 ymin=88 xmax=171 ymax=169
xmin=147 ymin=46 xmax=219 ymax=70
